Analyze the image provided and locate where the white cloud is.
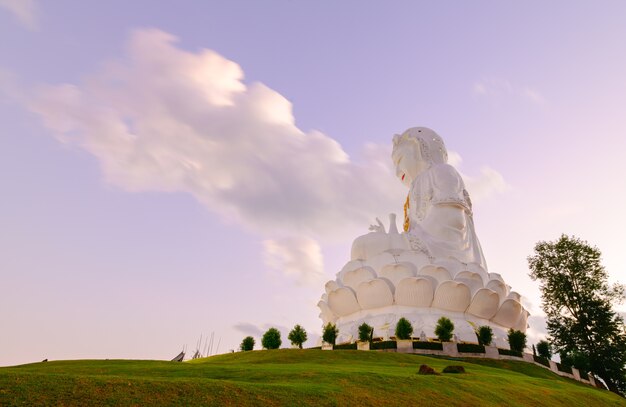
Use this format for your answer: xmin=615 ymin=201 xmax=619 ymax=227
xmin=29 ymin=29 xmax=405 ymax=244
xmin=0 ymin=0 xmax=38 ymax=30
xmin=26 ymin=29 xmax=509 ymax=285
xmin=263 ymin=237 xmax=326 ymax=286
xmin=473 ymin=78 xmax=546 ymax=106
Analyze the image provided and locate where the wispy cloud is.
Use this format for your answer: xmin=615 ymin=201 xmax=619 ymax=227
xmin=23 ymin=29 xmax=510 ymax=286
xmin=0 ymin=0 xmax=39 ymax=30
xmin=473 ymin=78 xmax=546 ymax=106
xmin=263 ymin=237 xmax=326 ymax=286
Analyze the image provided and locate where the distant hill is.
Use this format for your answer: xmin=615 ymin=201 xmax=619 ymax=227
xmin=1 ymin=350 xmax=624 ymax=406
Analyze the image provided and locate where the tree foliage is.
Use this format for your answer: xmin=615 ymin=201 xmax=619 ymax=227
xmin=322 ymin=323 xmax=339 ymax=346
xmin=358 ymin=322 xmax=373 ymax=342
xmin=288 ymin=324 xmax=308 ymax=349
xmin=395 ymin=317 xmax=413 ymax=340
xmin=476 ymin=326 xmax=493 ymax=346
xmin=240 ymin=336 xmax=255 ymax=351
xmin=434 ymin=317 xmax=454 ymax=342
xmin=261 ymin=327 xmax=282 ymax=350
xmin=528 ymin=234 xmax=626 ymax=394
xmin=536 ymin=340 xmax=551 ymax=359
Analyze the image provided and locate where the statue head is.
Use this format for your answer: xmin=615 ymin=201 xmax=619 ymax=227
xmin=392 ymin=127 xmax=448 ymax=186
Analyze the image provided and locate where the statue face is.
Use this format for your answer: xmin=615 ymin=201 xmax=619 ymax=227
xmin=392 ymin=141 xmax=422 ymax=187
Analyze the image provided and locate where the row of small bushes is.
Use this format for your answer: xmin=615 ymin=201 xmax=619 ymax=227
xmin=556 ymin=362 xmax=573 ymax=374
xmin=370 ymin=340 xmax=397 ymax=350
xmin=457 ymin=343 xmax=485 ymax=353
xmin=533 ymin=355 xmax=550 ymax=367
xmin=413 ymin=341 xmax=443 ymax=351
xmin=333 ymin=342 xmax=357 ymax=350
xmin=498 ymin=348 xmax=523 ymax=357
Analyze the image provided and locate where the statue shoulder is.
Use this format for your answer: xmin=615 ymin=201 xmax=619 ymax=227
xmin=429 ymin=164 xmax=469 ymax=209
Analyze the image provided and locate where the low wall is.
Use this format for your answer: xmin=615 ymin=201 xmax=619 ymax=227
xmin=362 ymin=342 xmax=595 ymax=388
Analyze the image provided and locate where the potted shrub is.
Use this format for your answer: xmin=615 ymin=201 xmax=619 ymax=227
xmin=322 ymin=322 xmax=338 ymax=350
xmin=395 ymin=317 xmax=414 ymax=352
xmin=357 ymin=322 xmax=373 ymax=350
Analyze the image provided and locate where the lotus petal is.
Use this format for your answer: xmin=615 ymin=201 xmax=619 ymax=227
xmin=491 ymin=299 xmax=523 ymax=328
xmin=432 ymin=281 xmax=471 ymax=312
xmin=364 ymin=252 xmax=397 ymax=275
xmin=513 ymin=309 xmax=529 ymax=332
xmin=395 ymin=277 xmax=434 ymax=307
xmin=434 ymin=258 xmax=464 ymax=278
xmin=466 ymin=288 xmax=500 ymax=319
xmin=317 ymin=300 xmax=336 ymax=324
xmin=419 ymin=265 xmax=452 ymax=284
xmin=328 ymin=287 xmax=360 ymax=316
xmin=342 ymin=266 xmax=377 ymax=291
xmin=507 ymin=291 xmax=521 ymax=302
xmin=464 ymin=263 xmax=489 ymax=284
xmin=394 ymin=251 xmax=431 ymax=270
xmin=325 ymin=280 xmax=340 ymax=295
xmin=338 ymin=260 xmax=366 ymax=280
xmin=357 ymin=278 xmax=394 ymax=310
xmin=379 ymin=262 xmax=417 ymax=286
xmin=488 ymin=272 xmax=505 ymax=284
xmin=455 ymin=271 xmax=484 ymax=295
xmin=486 ymin=279 xmax=508 ymax=301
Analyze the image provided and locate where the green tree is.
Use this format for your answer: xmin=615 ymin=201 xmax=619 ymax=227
xmin=358 ymin=322 xmax=373 ymax=342
xmin=536 ymin=340 xmax=552 ymax=359
xmin=476 ymin=326 xmax=493 ymax=346
xmin=288 ymin=324 xmax=308 ymax=349
xmin=261 ymin=327 xmax=282 ymax=350
xmin=240 ymin=336 xmax=255 ymax=351
xmin=435 ymin=317 xmax=454 ymax=342
xmin=528 ymin=234 xmax=626 ymax=394
xmin=507 ymin=329 xmax=527 ymax=352
xmin=395 ymin=317 xmax=413 ymax=340
xmin=322 ymin=322 xmax=339 ymax=346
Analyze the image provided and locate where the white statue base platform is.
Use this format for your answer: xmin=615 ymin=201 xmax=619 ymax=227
xmin=318 ymin=127 xmax=529 ymax=345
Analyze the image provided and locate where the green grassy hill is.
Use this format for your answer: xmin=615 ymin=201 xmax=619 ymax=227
xmin=1 ymin=350 xmax=624 ymax=406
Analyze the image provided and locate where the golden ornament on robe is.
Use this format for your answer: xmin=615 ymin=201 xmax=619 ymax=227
xmin=403 ymin=194 xmax=410 ymax=232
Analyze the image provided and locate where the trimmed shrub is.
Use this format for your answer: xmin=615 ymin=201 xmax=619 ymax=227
xmin=322 ymin=323 xmax=339 ymax=346
xmin=370 ymin=340 xmax=397 ymax=350
xmin=560 ymin=350 xmax=590 ymax=372
xmin=435 ymin=317 xmax=454 ymax=342
xmin=395 ymin=317 xmax=413 ymax=340
xmin=507 ymin=329 xmax=527 ymax=353
xmin=536 ymin=340 xmax=552 ymax=359
xmin=442 ymin=365 xmax=466 ymax=374
xmin=557 ymin=362 xmax=573 ymax=374
xmin=288 ymin=324 xmax=308 ymax=349
xmin=333 ymin=342 xmax=357 ymax=350
xmin=498 ymin=348 xmax=522 ymax=357
xmin=533 ymin=355 xmax=550 ymax=367
xmin=358 ymin=323 xmax=373 ymax=342
xmin=476 ymin=326 xmax=493 ymax=346
xmin=413 ymin=341 xmax=443 ymax=350
xmin=457 ymin=343 xmax=485 ymax=353
xmin=240 ymin=336 xmax=255 ymax=351
xmin=261 ymin=328 xmax=282 ymax=350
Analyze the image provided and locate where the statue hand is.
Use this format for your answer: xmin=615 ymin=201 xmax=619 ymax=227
xmin=368 ymin=217 xmax=386 ymax=233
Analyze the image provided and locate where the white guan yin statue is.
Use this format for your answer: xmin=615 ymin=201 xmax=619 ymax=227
xmin=317 ymin=127 xmax=528 ymax=348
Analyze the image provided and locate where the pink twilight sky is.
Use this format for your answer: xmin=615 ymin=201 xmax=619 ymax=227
xmin=1 ymin=1 xmax=625 ymax=366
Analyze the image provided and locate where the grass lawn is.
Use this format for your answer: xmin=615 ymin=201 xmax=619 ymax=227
xmin=1 ymin=350 xmax=624 ymax=406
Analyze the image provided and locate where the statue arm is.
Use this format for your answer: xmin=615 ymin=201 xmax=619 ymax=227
xmin=419 ymin=203 xmax=467 ymax=242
